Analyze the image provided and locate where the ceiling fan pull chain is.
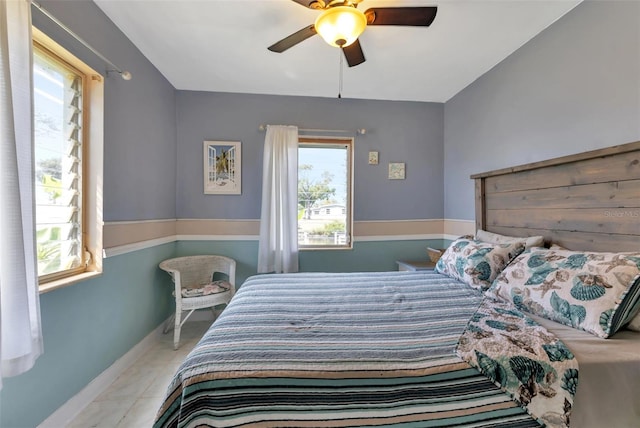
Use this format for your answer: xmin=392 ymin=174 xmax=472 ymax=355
xmin=338 ymin=49 xmax=343 ymax=99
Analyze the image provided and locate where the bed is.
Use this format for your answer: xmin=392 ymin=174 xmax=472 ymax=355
xmin=471 ymin=140 xmax=640 ymax=427
xmin=155 ymin=141 xmax=640 ymax=428
xmin=155 ymin=271 xmax=575 ymax=428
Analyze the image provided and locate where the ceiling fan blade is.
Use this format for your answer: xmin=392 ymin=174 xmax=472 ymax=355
xmin=290 ymin=0 xmax=326 ymax=10
xmin=343 ymin=39 xmax=365 ymax=68
xmin=268 ymin=25 xmax=317 ymax=53
xmin=365 ymin=7 xmax=437 ymax=26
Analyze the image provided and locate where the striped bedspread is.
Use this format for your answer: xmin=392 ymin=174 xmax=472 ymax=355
xmin=154 ymin=271 xmax=541 ymax=428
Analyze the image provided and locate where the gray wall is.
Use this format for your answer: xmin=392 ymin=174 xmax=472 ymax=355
xmin=33 ymin=0 xmax=178 ymax=221
xmin=175 ymin=92 xmax=445 ymax=283
xmin=444 ymin=0 xmax=640 ymax=220
xmin=176 ymin=92 xmax=444 ymax=221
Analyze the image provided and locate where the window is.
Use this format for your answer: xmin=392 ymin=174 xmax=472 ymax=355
xmin=298 ymin=137 xmax=353 ymax=249
xmin=33 ymin=28 xmax=103 ymax=289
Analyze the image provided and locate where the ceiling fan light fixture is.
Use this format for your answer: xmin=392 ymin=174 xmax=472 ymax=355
xmin=314 ymin=6 xmax=366 ymax=48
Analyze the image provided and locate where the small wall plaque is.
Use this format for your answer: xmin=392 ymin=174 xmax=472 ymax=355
xmin=368 ymin=151 xmax=378 ymax=165
xmin=388 ymin=162 xmax=405 ymax=180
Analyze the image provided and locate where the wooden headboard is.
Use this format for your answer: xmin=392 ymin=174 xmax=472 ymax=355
xmin=471 ymin=140 xmax=640 ymax=252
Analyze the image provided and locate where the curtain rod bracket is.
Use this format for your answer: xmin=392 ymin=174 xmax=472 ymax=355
xmin=106 ymin=69 xmax=133 ymax=80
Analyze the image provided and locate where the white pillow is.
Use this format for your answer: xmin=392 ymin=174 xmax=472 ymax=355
xmin=476 ymin=229 xmax=544 ymax=249
xmin=549 ymin=244 xmax=568 ymax=250
xmin=626 ymin=311 xmax=640 ymax=331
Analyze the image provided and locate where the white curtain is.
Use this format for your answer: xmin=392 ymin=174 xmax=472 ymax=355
xmin=258 ymin=125 xmax=299 ymax=273
xmin=0 ymin=0 xmax=43 ymax=389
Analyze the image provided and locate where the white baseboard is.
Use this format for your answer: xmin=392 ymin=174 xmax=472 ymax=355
xmin=38 ymin=319 xmax=169 ymax=428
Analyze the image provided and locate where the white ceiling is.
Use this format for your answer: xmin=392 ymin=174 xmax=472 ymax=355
xmin=94 ymin=0 xmax=581 ymax=103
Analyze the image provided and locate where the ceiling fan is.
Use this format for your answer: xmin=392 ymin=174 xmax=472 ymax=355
xmin=268 ymin=0 xmax=438 ymax=67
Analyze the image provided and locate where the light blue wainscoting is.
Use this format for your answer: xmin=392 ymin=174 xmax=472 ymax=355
xmin=176 ymin=239 xmax=448 ymax=287
xmin=0 ymin=243 xmax=175 ymax=428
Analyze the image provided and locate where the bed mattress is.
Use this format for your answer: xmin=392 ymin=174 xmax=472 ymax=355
xmin=533 ymin=314 xmax=640 ymax=427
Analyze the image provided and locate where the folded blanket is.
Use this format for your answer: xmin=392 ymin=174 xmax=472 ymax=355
xmin=457 ymin=298 xmax=579 ymax=428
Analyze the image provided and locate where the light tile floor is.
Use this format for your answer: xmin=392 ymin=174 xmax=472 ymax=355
xmin=67 ymin=321 xmax=211 ymax=428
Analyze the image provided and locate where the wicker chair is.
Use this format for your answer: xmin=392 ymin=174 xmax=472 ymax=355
xmin=159 ymin=255 xmax=236 ymax=349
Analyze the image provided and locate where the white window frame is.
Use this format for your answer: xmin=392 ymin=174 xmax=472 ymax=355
xmin=298 ymin=137 xmax=353 ymax=250
xmin=33 ymin=27 xmax=104 ymax=292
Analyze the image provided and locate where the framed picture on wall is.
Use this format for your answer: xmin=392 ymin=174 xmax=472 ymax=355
xmin=203 ymin=141 xmax=241 ymax=194
xmin=368 ymin=151 xmax=379 ymax=165
xmin=388 ymin=162 xmax=405 ymax=180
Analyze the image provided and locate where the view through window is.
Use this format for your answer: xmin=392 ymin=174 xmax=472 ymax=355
xmin=298 ymin=138 xmax=352 ymax=248
xmin=33 ymin=43 xmax=86 ymax=280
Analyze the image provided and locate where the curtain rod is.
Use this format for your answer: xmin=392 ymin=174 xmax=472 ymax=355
xmin=258 ymin=124 xmax=366 ymax=135
xmin=31 ymin=1 xmax=132 ymax=81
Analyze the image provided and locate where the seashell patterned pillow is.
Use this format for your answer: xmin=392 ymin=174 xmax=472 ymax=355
xmin=485 ymin=249 xmax=640 ymax=338
xmin=435 ymin=238 xmax=525 ymax=291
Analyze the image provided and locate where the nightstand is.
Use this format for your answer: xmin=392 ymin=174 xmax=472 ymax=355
xmin=396 ymin=260 xmax=436 ymax=272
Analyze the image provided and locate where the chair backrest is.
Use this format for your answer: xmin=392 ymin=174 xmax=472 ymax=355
xmin=159 ymin=255 xmax=236 ymax=293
